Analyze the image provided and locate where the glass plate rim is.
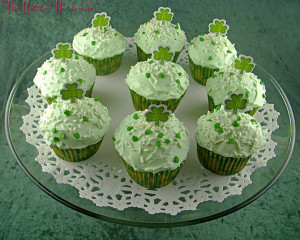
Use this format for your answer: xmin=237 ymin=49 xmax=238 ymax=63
xmin=4 ymin=50 xmax=296 ymax=228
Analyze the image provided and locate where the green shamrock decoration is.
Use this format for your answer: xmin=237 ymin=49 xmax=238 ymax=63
xmin=224 ymin=93 xmax=248 ymax=114
xmin=145 ymin=104 xmax=172 ymax=126
xmin=209 ymin=18 xmax=229 ymax=37
xmin=153 ymin=46 xmax=174 ymax=64
xmin=51 ymin=43 xmax=74 ymax=62
xmin=154 ymin=7 xmax=173 ymax=25
xmin=235 ymin=55 xmax=255 ymax=74
xmin=60 ymin=81 xmax=86 ymax=103
xmin=92 ymin=12 xmax=111 ymax=31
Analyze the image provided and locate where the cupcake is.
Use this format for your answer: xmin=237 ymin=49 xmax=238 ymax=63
xmin=33 ymin=43 xmax=96 ymax=104
xmin=206 ymin=55 xmax=266 ymax=116
xmin=195 ymin=104 xmax=267 ymax=175
xmin=125 ymin=46 xmax=189 ymax=112
xmin=73 ymin=12 xmax=126 ymax=75
xmin=113 ymin=105 xmax=190 ymax=188
xmin=39 ymin=88 xmax=111 ymax=162
xmin=134 ymin=7 xmax=186 ymax=62
xmin=189 ymin=19 xmax=237 ymax=85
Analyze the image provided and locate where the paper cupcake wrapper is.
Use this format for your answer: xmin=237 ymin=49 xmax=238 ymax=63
xmin=189 ymin=55 xmax=218 ymax=86
xmin=122 ymin=159 xmax=182 ymax=188
xmin=136 ymin=44 xmax=182 ymax=63
xmin=45 ymin=83 xmax=95 ymax=105
xmin=207 ymin=95 xmax=260 ymax=116
xmin=197 ymin=144 xmax=251 ymax=175
xmin=51 ymin=139 xmax=103 ymax=162
xmin=129 ymin=88 xmax=185 ymax=112
xmin=81 ymin=53 xmax=123 ymax=76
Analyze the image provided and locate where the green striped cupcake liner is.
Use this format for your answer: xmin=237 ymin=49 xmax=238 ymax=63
xmin=81 ymin=53 xmax=123 ymax=76
xmin=207 ymin=95 xmax=260 ymax=116
xmin=189 ymin=55 xmax=218 ymax=86
xmin=123 ymin=159 xmax=183 ymax=188
xmin=136 ymin=44 xmax=182 ymax=63
xmin=129 ymin=88 xmax=185 ymax=112
xmin=51 ymin=139 xmax=103 ymax=162
xmin=197 ymin=144 xmax=251 ymax=175
xmin=45 ymin=83 xmax=95 ymax=105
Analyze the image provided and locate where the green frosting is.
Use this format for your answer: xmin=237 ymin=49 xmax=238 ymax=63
xmin=33 ymin=56 xmax=96 ymax=98
xmin=134 ymin=18 xmax=186 ymax=54
xmin=72 ymin=26 xmax=126 ymax=60
xmin=206 ymin=67 xmax=266 ymax=111
xmin=188 ymin=33 xmax=237 ymax=69
xmin=126 ymin=59 xmax=189 ymax=100
xmin=39 ymin=97 xmax=111 ymax=149
xmin=114 ymin=110 xmax=190 ymax=173
xmin=195 ymin=106 xmax=267 ymax=158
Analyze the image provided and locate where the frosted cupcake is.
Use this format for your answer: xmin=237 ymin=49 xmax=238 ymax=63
xmin=195 ymin=98 xmax=267 ymax=175
xmin=33 ymin=43 xmax=96 ymax=104
xmin=206 ymin=55 xmax=266 ymax=116
xmin=126 ymin=46 xmax=189 ymax=112
xmin=113 ymin=105 xmax=190 ymax=188
xmin=73 ymin=12 xmax=126 ymax=75
xmin=134 ymin=7 xmax=186 ymax=62
xmin=39 ymin=82 xmax=111 ymax=162
xmin=189 ymin=19 xmax=237 ymax=85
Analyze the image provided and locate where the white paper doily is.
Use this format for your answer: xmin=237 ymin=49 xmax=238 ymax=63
xmin=20 ymin=38 xmax=279 ymax=215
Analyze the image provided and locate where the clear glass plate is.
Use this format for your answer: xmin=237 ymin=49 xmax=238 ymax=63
xmin=5 ymin=50 xmax=295 ymax=227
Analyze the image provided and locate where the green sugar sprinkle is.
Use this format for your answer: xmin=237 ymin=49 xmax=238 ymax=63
xmin=53 ymin=137 xmax=60 ymax=142
xmin=132 ymin=136 xmax=139 ymax=142
xmin=237 ymin=116 xmax=242 ymax=121
xmin=176 ymin=79 xmax=180 ymax=84
xmin=228 ymin=138 xmax=235 ymax=144
xmin=75 ymin=55 xmax=79 ymax=59
xmin=164 ymin=139 xmax=170 ymax=144
xmin=133 ymin=113 xmax=139 ymax=120
xmin=172 ymin=65 xmax=175 ymax=68
xmin=60 ymin=68 xmax=65 ymax=72
xmin=59 ymin=133 xmax=65 ymax=139
xmin=77 ymin=78 xmax=83 ymax=84
xmin=145 ymin=73 xmax=151 ymax=78
xmin=251 ymin=119 xmax=258 ymax=123
xmin=175 ymin=25 xmax=179 ymax=29
xmin=83 ymin=116 xmax=88 ymax=122
xmin=64 ymin=110 xmax=71 ymax=116
xmin=219 ymin=72 xmax=224 ymax=76
xmin=156 ymin=141 xmax=162 ymax=147
xmin=232 ymin=120 xmax=239 ymax=127
xmin=112 ymin=136 xmax=116 ymax=142
xmin=200 ymin=33 xmax=205 ymax=36
xmin=94 ymin=97 xmax=100 ymax=101
xmin=145 ymin=129 xmax=152 ymax=135
xmin=262 ymin=93 xmax=266 ymax=98
xmin=208 ymin=56 xmax=213 ymax=61
xmin=52 ymin=97 xmax=57 ymax=103
xmin=51 ymin=128 xmax=57 ymax=133
xmin=216 ymin=127 xmax=223 ymax=134
xmin=43 ymin=70 xmax=47 ymax=75
xmin=173 ymin=156 xmax=179 ymax=163
xmin=216 ymin=105 xmax=221 ymax=111
xmin=227 ymin=50 xmax=232 ymax=53
xmin=154 ymin=30 xmax=160 ymax=34
xmin=158 ymin=132 xmax=164 ymax=138
xmin=227 ymin=91 xmax=232 ymax=95
xmin=176 ymin=133 xmax=181 ymax=139
xmin=212 ymin=74 xmax=217 ymax=78
xmin=159 ymin=73 xmax=165 ymax=78
xmin=82 ymin=33 xmax=88 ymax=36
xmin=115 ymin=32 xmax=118 ymax=36
xmin=190 ymin=42 xmax=194 ymax=45
xmin=142 ymin=31 xmax=145 ymax=34
xmin=199 ymin=37 xmax=204 ymax=41
xmin=210 ymin=109 xmax=214 ymax=113
xmin=91 ymin=41 xmax=96 ymax=46
xmin=178 ymin=72 xmax=182 ymax=76
xmin=260 ymin=81 xmax=265 ymax=85
xmin=73 ymin=133 xmax=80 ymax=139
xmin=214 ymin=123 xmax=220 ymax=129
xmin=149 ymin=60 xmax=153 ymax=64
xmin=245 ymin=92 xmax=250 ymax=98
xmin=211 ymin=41 xmax=216 ymax=45
xmin=230 ymin=72 xmax=234 ymax=76
xmin=127 ymin=126 xmax=133 ymax=131
xmin=207 ymin=119 xmax=212 ymax=122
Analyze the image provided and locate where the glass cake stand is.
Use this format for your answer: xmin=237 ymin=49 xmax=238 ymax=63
xmin=5 ymin=50 xmax=295 ymax=227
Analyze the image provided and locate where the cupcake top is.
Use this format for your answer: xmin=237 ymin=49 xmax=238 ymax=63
xmin=39 ymin=97 xmax=111 ymax=149
xmin=34 ymin=55 xmax=96 ymax=99
xmin=134 ymin=8 xmax=186 ymax=54
xmin=114 ymin=108 xmax=190 ymax=173
xmin=126 ymin=58 xmax=189 ymax=101
xmin=73 ymin=13 xmax=126 ymax=60
xmin=195 ymin=105 xmax=267 ymax=158
xmin=206 ymin=58 xmax=266 ymax=111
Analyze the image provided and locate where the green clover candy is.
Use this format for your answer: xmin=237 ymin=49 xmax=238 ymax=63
xmin=235 ymin=55 xmax=255 ymax=74
xmin=153 ymin=46 xmax=174 ymax=64
xmin=60 ymin=81 xmax=86 ymax=103
xmin=145 ymin=104 xmax=172 ymax=126
xmin=92 ymin=12 xmax=111 ymax=31
xmin=154 ymin=7 xmax=173 ymax=25
xmin=224 ymin=93 xmax=248 ymax=114
xmin=209 ymin=18 xmax=229 ymax=37
xmin=51 ymin=43 xmax=74 ymax=62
